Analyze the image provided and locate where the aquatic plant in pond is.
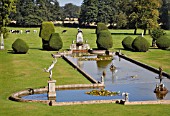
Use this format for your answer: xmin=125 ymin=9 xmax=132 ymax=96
xmin=85 ymin=89 xmax=120 ymax=96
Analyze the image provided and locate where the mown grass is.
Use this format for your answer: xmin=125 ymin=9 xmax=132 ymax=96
xmin=0 ymin=27 xmax=170 ymax=116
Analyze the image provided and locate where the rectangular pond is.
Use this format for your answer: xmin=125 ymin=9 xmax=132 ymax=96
xmin=23 ymin=54 xmax=170 ymax=102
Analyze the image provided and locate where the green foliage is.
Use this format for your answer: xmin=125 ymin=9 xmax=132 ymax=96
xmin=122 ymin=36 xmax=134 ymax=50
xmin=156 ymin=35 xmax=170 ymax=49
xmin=96 ymin=30 xmax=113 ymax=50
xmin=12 ymin=38 xmax=29 ymax=54
xmin=96 ymin=22 xmax=108 ymax=35
xmin=49 ymin=33 xmax=63 ymax=50
xmin=151 ymin=28 xmax=166 ymax=40
xmin=132 ymin=36 xmax=150 ymax=52
xmin=0 ymin=27 xmax=9 ymax=39
xmin=39 ymin=21 xmax=55 ymax=41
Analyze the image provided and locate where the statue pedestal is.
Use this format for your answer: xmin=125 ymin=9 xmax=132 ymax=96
xmin=48 ymin=80 xmax=56 ymax=100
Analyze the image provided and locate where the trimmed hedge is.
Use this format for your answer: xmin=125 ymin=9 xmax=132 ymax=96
xmin=49 ymin=33 xmax=63 ymax=50
xmin=132 ymin=36 xmax=150 ymax=52
xmin=96 ymin=22 xmax=108 ymax=35
xmin=122 ymin=36 xmax=134 ymax=50
xmin=156 ymin=35 xmax=170 ymax=50
xmin=39 ymin=21 xmax=55 ymax=41
xmin=12 ymin=39 xmax=29 ymax=54
xmin=96 ymin=30 xmax=113 ymax=50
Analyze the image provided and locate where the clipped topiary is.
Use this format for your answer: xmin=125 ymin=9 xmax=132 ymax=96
xmin=156 ymin=35 xmax=170 ymax=50
xmin=39 ymin=21 xmax=55 ymax=41
xmin=96 ymin=22 xmax=108 ymax=35
xmin=122 ymin=36 xmax=134 ymax=50
xmin=132 ymin=36 xmax=150 ymax=52
xmin=150 ymin=28 xmax=166 ymax=47
xmin=12 ymin=39 xmax=29 ymax=54
xmin=96 ymin=30 xmax=113 ymax=50
xmin=49 ymin=33 xmax=63 ymax=50
xmin=39 ymin=21 xmax=55 ymax=50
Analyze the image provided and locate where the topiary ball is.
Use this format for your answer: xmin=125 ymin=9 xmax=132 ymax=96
xmin=96 ymin=30 xmax=113 ymax=50
xmin=156 ymin=35 xmax=170 ymax=50
xmin=49 ymin=33 xmax=63 ymax=51
xmin=122 ymin=36 xmax=134 ymax=50
xmin=12 ymin=39 xmax=29 ymax=54
xmin=132 ymin=36 xmax=150 ymax=52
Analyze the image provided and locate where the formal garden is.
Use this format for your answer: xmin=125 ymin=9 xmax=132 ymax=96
xmin=1 ymin=0 xmax=170 ymax=115
xmin=0 ymin=24 xmax=170 ymax=115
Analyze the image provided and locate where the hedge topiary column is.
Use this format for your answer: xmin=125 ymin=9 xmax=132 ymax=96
xmin=96 ymin=30 xmax=113 ymax=50
xmin=39 ymin=21 xmax=55 ymax=50
xmin=96 ymin=22 xmax=108 ymax=35
xmin=49 ymin=33 xmax=63 ymax=51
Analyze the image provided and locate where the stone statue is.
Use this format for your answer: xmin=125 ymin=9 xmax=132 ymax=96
xmin=76 ymin=28 xmax=83 ymax=44
xmin=155 ymin=67 xmax=164 ymax=84
xmin=44 ymin=59 xmax=57 ymax=80
xmin=122 ymin=92 xmax=129 ymax=102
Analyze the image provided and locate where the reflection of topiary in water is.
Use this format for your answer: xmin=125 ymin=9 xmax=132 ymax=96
xmin=49 ymin=33 xmax=63 ymax=50
xmin=96 ymin=30 xmax=113 ymax=50
xmin=12 ymin=39 xmax=29 ymax=54
xmin=122 ymin=36 xmax=134 ymax=50
xmin=156 ymin=35 xmax=170 ymax=50
xmin=132 ymin=36 xmax=150 ymax=52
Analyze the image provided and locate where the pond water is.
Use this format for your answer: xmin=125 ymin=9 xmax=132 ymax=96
xmin=23 ymin=54 xmax=170 ymax=102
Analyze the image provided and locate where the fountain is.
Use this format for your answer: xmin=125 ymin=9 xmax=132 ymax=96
xmin=154 ymin=67 xmax=168 ymax=97
xmin=70 ymin=28 xmax=90 ymax=52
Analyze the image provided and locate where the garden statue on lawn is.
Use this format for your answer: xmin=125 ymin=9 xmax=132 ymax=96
xmin=44 ymin=58 xmax=57 ymax=80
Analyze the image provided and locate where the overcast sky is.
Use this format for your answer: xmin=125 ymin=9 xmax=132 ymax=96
xmin=57 ymin=0 xmax=83 ymax=6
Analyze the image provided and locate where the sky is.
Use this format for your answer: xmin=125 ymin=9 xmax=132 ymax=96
xmin=57 ymin=0 xmax=83 ymax=6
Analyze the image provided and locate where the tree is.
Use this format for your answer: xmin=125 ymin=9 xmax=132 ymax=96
xmin=11 ymin=0 xmax=60 ymax=26
xmin=0 ymin=0 xmax=16 ymax=35
xmin=80 ymin=0 xmax=98 ymax=24
xmin=159 ymin=0 xmax=170 ymax=30
xmin=129 ymin=0 xmax=162 ymax=35
xmin=61 ymin=3 xmax=80 ymax=20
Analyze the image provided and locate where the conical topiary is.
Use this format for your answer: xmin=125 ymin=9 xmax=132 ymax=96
xmin=49 ymin=33 xmax=63 ymax=50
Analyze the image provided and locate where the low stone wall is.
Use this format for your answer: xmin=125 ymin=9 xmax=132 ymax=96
xmin=119 ymin=54 xmax=170 ymax=78
xmin=50 ymin=99 xmax=118 ymax=106
xmin=62 ymin=55 xmax=98 ymax=83
xmin=124 ymin=100 xmax=170 ymax=105
xmin=9 ymin=83 xmax=104 ymax=105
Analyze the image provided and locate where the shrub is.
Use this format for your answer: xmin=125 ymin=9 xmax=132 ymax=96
xmin=39 ymin=21 xmax=55 ymax=41
xmin=156 ymin=35 xmax=170 ymax=50
xmin=150 ymin=28 xmax=166 ymax=47
xmin=122 ymin=36 xmax=134 ymax=50
xmin=132 ymin=36 xmax=150 ymax=52
xmin=96 ymin=30 xmax=113 ymax=50
xmin=39 ymin=21 xmax=55 ymax=50
xmin=12 ymin=39 xmax=29 ymax=54
xmin=49 ymin=33 xmax=63 ymax=50
xmin=151 ymin=28 xmax=165 ymax=40
xmin=96 ymin=22 xmax=108 ymax=35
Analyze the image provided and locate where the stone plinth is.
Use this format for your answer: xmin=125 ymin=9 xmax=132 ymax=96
xmin=48 ymin=80 xmax=56 ymax=100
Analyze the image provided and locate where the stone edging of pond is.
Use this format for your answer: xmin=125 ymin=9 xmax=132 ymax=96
xmin=62 ymin=55 xmax=99 ymax=83
xmin=9 ymin=83 xmax=104 ymax=105
xmin=118 ymin=54 xmax=170 ymax=78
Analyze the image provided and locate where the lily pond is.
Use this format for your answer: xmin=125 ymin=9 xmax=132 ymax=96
xmin=23 ymin=54 xmax=170 ymax=102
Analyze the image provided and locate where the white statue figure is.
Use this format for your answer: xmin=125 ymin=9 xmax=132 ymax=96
xmin=44 ymin=59 xmax=57 ymax=80
xmin=76 ymin=28 xmax=83 ymax=44
xmin=122 ymin=92 xmax=129 ymax=102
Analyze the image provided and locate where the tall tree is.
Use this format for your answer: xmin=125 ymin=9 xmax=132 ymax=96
xmin=0 ymin=0 xmax=16 ymax=27
xmin=129 ymin=0 xmax=162 ymax=35
xmin=61 ymin=3 xmax=80 ymax=20
xmin=79 ymin=0 xmax=98 ymax=24
xmin=159 ymin=0 xmax=170 ymax=29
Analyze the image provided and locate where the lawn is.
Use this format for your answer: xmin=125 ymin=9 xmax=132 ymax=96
xmin=0 ymin=27 xmax=170 ymax=116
